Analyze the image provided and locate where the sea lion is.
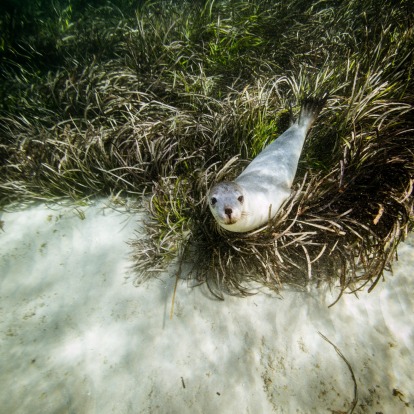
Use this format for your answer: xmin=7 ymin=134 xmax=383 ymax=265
xmin=208 ymin=97 xmax=326 ymax=232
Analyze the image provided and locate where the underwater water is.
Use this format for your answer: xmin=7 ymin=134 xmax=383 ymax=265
xmin=1 ymin=0 xmax=413 ymax=412
xmin=0 ymin=200 xmax=413 ymax=413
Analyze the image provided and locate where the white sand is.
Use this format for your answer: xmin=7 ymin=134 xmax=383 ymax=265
xmin=0 ymin=200 xmax=413 ymax=413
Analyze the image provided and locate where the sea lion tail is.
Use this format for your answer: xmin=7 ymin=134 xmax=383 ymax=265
xmin=297 ymin=94 xmax=328 ymax=129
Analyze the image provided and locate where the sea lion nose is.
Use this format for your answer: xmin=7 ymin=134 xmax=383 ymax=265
xmin=224 ymin=208 xmax=233 ymax=218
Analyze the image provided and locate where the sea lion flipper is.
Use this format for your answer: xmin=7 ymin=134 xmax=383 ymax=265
xmin=298 ymin=94 xmax=328 ymax=128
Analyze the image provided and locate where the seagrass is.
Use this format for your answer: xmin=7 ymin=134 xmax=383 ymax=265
xmin=1 ymin=0 xmax=413 ymax=302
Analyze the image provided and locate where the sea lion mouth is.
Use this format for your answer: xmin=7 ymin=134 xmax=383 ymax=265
xmin=224 ymin=218 xmax=238 ymax=225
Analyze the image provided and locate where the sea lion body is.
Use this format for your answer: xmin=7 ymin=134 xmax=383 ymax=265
xmin=209 ymin=98 xmax=325 ymax=232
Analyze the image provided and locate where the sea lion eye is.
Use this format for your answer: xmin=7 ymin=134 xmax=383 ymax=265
xmin=238 ymin=195 xmax=244 ymax=203
xmin=211 ymin=197 xmax=217 ymax=205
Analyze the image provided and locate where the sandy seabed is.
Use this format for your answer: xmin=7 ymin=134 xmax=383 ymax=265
xmin=0 ymin=200 xmax=413 ymax=413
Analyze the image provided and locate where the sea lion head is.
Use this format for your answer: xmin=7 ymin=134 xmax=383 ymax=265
xmin=208 ymin=181 xmax=246 ymax=228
